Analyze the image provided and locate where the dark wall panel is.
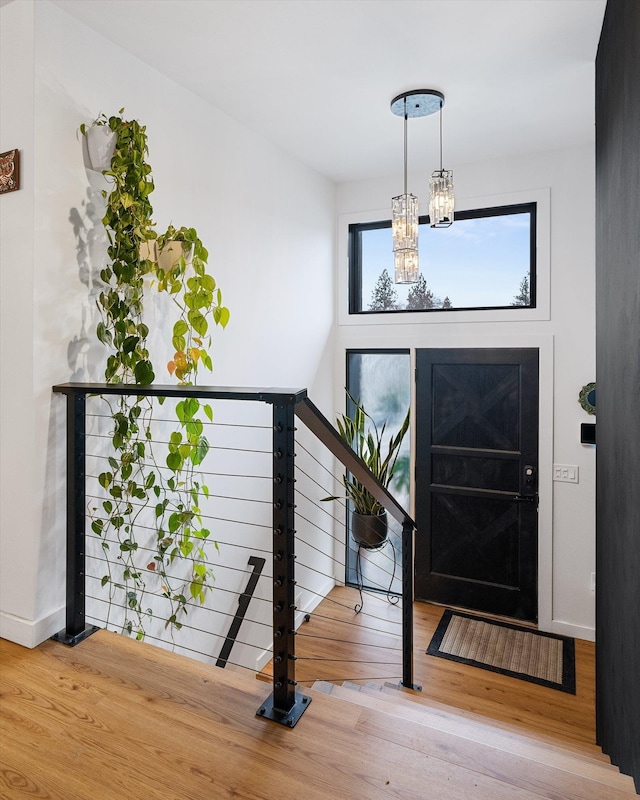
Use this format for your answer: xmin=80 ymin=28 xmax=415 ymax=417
xmin=595 ymin=0 xmax=640 ymax=791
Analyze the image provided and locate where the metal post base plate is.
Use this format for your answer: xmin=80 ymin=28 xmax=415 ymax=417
xmin=256 ymin=691 xmax=312 ymax=728
xmin=51 ymin=625 xmax=100 ymax=647
xmin=399 ymin=680 xmax=423 ymax=692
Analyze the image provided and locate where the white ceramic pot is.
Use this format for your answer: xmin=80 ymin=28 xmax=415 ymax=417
xmin=85 ymin=125 xmax=117 ymax=172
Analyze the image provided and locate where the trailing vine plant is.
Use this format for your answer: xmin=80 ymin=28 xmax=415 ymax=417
xmin=82 ymin=111 xmax=229 ymax=639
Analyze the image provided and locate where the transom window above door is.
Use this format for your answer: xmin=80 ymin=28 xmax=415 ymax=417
xmin=348 ymin=203 xmax=536 ymax=315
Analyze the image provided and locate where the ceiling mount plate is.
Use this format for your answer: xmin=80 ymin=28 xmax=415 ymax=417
xmin=391 ymin=89 xmax=444 ymax=118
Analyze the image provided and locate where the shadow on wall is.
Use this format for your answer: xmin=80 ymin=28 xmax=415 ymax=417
xmin=67 ymin=170 xmax=110 ymax=382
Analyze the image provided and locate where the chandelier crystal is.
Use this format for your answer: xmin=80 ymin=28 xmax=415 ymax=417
xmin=429 ymin=169 xmax=455 ymax=227
xmin=392 ymin=192 xmax=419 ymax=283
xmin=429 ymin=103 xmax=454 ymax=228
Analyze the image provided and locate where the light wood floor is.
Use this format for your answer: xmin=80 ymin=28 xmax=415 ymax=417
xmin=2 ymin=608 xmax=636 ymax=800
xmin=290 ymin=586 xmax=597 ymax=749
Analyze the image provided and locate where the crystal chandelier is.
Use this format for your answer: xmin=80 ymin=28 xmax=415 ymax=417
xmin=429 ymin=99 xmax=455 ymax=228
xmin=390 ymin=90 xmax=450 ymax=284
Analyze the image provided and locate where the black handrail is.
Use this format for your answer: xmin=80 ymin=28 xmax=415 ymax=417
xmin=52 ymin=382 xmax=419 ymax=725
xmin=52 ymin=382 xmax=307 ymax=404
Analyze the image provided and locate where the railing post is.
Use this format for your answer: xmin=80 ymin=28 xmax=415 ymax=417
xmin=400 ymin=520 xmax=421 ymax=690
xmin=256 ymin=401 xmax=311 ymax=727
xmin=52 ymin=390 xmax=98 ymax=645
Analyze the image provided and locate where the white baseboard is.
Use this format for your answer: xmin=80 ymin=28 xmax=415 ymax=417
xmin=0 ymin=605 xmax=65 ymax=649
xmin=295 ymin=576 xmax=336 ymax=630
xmin=255 ymin=645 xmax=273 ymax=672
xmin=545 ymin=619 xmax=595 ymax=642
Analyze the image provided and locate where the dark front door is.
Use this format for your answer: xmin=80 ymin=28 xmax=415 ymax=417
xmin=415 ymin=348 xmax=539 ymax=621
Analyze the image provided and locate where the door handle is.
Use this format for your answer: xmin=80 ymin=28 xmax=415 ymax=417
xmin=523 ymin=464 xmax=537 ymax=491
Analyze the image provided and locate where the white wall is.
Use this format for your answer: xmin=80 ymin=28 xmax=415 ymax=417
xmin=0 ymin=0 xmax=335 ymax=647
xmin=0 ymin=0 xmax=38 ymax=642
xmin=335 ymin=145 xmax=597 ymax=640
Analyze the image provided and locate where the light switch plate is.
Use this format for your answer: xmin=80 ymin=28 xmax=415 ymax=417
xmin=553 ymin=464 xmax=579 ymax=483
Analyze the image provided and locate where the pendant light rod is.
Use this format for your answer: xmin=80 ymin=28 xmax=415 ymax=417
xmin=439 ymin=104 xmax=443 ymax=171
xmin=403 ymin=105 xmax=408 ymax=196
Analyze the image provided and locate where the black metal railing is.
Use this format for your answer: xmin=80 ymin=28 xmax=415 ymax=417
xmin=52 ymin=382 xmax=417 ymax=727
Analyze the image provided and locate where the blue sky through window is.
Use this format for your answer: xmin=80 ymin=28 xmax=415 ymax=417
xmin=360 ymin=212 xmax=532 ymax=310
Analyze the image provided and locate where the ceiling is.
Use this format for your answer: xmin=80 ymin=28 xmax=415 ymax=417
xmin=50 ymin=0 xmax=606 ymax=184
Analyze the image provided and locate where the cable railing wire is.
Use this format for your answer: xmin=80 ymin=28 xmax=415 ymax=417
xmin=292 ymin=582 xmax=402 ymax=635
xmin=86 ymin=431 xmax=272 ymax=455
xmin=294 ymin=462 xmax=403 ymax=574
xmin=86 ymin=597 xmax=269 ymax=654
xmin=86 ymin=411 xmax=271 ymax=430
xmin=85 ymin=612 xmax=261 ymax=675
xmin=85 ymin=484 xmax=272 ymax=507
xmin=295 ymin=673 xmax=402 ymax=685
xmin=85 ymin=493 xmax=274 ymax=533
xmin=85 ymin=552 xmax=273 ymax=599
xmin=295 ymin=631 xmax=401 ymax=652
xmin=295 ymin=510 xmax=400 ymax=584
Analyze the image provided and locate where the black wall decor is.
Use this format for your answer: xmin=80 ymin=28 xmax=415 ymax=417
xmin=595 ymin=0 xmax=640 ymax=791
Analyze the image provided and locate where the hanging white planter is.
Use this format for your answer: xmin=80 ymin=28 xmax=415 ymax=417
xmin=156 ymin=241 xmax=194 ymax=271
xmin=83 ymin=124 xmax=117 ymax=173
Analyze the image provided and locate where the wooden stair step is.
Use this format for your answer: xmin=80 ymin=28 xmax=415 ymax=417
xmin=379 ymin=681 xmax=613 ymax=766
xmin=309 ymin=682 xmax=638 ymax=798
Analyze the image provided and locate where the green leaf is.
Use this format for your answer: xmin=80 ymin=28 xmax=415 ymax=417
xmin=122 ymin=335 xmax=139 ymax=353
xmin=186 ymin=419 xmax=203 ymax=439
xmin=187 ymin=309 xmax=208 ymax=336
xmin=120 ymin=538 xmax=137 ymax=552
xmin=191 ymin=436 xmax=209 ymax=466
xmin=203 ymin=404 xmax=213 ymax=422
xmin=183 ymin=397 xmax=199 ymax=419
xmin=172 ymin=334 xmax=186 ymax=352
xmin=96 ymin=322 xmax=110 ymax=345
xmin=166 ymin=451 xmax=182 ymax=472
xmin=134 ymin=359 xmax=155 ymax=385
xmin=173 ymin=319 xmax=188 ymax=337
xmin=101 ymin=575 xmax=109 ymax=587
xmin=181 ymin=540 xmax=194 ymax=558
xmin=214 ymin=306 xmax=230 ymax=329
